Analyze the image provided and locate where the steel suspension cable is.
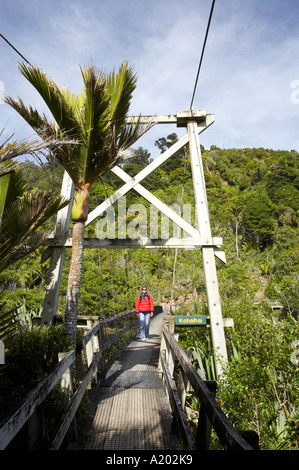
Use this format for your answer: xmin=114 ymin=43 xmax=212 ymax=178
xmin=0 ymin=33 xmax=31 ymax=65
xmin=190 ymin=0 xmax=216 ymax=110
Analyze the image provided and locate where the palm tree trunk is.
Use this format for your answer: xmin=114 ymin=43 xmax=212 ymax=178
xmin=63 ymin=220 xmax=85 ymax=349
xmin=63 ymin=184 xmax=90 ymax=349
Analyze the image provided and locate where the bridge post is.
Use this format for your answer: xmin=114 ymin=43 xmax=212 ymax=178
xmin=41 ymin=171 xmax=74 ymax=325
xmin=186 ymin=113 xmax=227 ymax=379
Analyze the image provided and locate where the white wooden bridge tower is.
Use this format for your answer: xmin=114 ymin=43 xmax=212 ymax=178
xmin=41 ymin=110 xmax=228 ymax=378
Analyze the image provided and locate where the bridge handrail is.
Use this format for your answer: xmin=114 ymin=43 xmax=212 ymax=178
xmin=160 ymin=322 xmax=258 ymax=450
xmin=81 ymin=309 xmax=136 ymax=348
xmin=0 ymin=309 xmax=137 ymax=450
xmin=0 ymin=350 xmax=75 ymax=450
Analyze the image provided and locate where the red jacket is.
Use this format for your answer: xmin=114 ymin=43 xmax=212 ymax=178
xmin=135 ymin=293 xmax=154 ymax=313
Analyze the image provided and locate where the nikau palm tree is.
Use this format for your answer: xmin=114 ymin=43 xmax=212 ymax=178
xmin=5 ymin=62 xmax=151 ymax=348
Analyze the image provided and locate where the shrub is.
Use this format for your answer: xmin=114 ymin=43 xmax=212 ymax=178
xmin=0 ymin=325 xmax=72 ymax=423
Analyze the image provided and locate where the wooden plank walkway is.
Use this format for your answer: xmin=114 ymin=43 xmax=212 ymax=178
xmin=76 ymin=312 xmax=180 ymax=450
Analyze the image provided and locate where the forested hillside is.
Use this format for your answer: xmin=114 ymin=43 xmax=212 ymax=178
xmin=1 ymin=134 xmax=298 ymax=449
xmin=3 ymin=134 xmax=298 ymax=317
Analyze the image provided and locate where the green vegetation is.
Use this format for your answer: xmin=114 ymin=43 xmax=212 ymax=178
xmin=5 ymin=61 xmax=151 ymax=349
xmin=1 ymin=134 xmax=298 ymax=449
xmin=0 ymin=325 xmax=73 ymax=448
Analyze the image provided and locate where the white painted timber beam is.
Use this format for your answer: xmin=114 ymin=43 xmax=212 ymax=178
xmin=85 ymin=116 xmax=214 ymax=228
xmin=111 ymin=165 xmax=199 ymax=238
xmin=187 ymin=120 xmax=228 ymax=379
xmin=85 ymin=132 xmax=190 ymax=227
xmin=125 ymin=110 xmax=207 ymax=125
xmin=46 ymin=236 xmax=222 ymax=249
xmin=126 ymin=115 xmax=178 ymax=124
xmin=41 ymin=171 xmax=74 ymax=326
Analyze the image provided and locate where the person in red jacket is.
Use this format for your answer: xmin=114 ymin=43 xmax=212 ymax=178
xmin=135 ymin=286 xmax=154 ymax=340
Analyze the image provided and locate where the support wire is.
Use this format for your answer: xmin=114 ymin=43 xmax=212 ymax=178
xmin=190 ymin=0 xmax=216 ymax=110
xmin=0 ymin=33 xmax=31 ymax=65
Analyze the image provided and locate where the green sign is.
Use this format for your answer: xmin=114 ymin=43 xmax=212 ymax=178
xmin=175 ymin=315 xmax=207 ymax=326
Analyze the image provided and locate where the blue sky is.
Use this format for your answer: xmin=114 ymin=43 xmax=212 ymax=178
xmin=1 ymin=0 xmax=299 ymax=157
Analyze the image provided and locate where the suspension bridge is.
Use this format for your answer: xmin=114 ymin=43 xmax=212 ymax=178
xmin=76 ymin=311 xmax=179 ymax=451
xmin=0 ymin=0 xmax=263 ymax=453
xmin=0 ymin=88 xmax=260 ymax=452
xmin=1 ymin=108 xmax=258 ymax=452
xmin=0 ymin=308 xmax=259 ymax=451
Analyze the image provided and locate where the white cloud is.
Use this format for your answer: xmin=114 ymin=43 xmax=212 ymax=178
xmin=1 ymin=0 xmax=299 ymax=153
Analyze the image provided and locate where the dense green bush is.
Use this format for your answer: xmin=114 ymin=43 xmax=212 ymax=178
xmin=174 ymin=300 xmax=298 ymax=450
xmin=219 ymin=304 xmax=298 ymax=450
xmin=0 ymin=326 xmax=72 ymax=423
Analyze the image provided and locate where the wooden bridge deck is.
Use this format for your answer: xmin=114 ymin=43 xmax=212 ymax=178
xmin=76 ymin=312 xmax=180 ymax=450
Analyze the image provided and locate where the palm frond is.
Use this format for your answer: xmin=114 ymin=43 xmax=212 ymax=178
xmin=106 ymin=62 xmax=137 ymax=126
xmin=0 ymin=167 xmax=25 ymax=208
xmin=106 ymin=63 xmax=153 ymax=153
xmin=2 ymin=99 xmax=82 ymax=185
xmin=0 ymin=179 xmax=69 ymax=273
xmin=18 ymin=63 xmax=81 ymax=139
xmin=0 ymin=297 xmax=19 ymax=343
xmin=1 ymin=190 xmax=68 ymax=242
xmin=16 ymin=63 xmax=89 ymax=187
xmin=3 ymin=97 xmax=49 ymax=140
xmin=1 ymin=118 xmax=80 ymax=167
xmin=79 ymin=66 xmax=109 ymax=183
xmin=60 ymin=87 xmax=85 ymax=123
xmin=117 ymin=114 xmax=153 ymax=152
xmin=6 ymin=61 xmax=152 ymax=190
xmin=0 ymin=173 xmax=10 ymax=226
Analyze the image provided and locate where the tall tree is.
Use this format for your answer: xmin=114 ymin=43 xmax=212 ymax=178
xmin=5 ymin=62 xmax=150 ymax=348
